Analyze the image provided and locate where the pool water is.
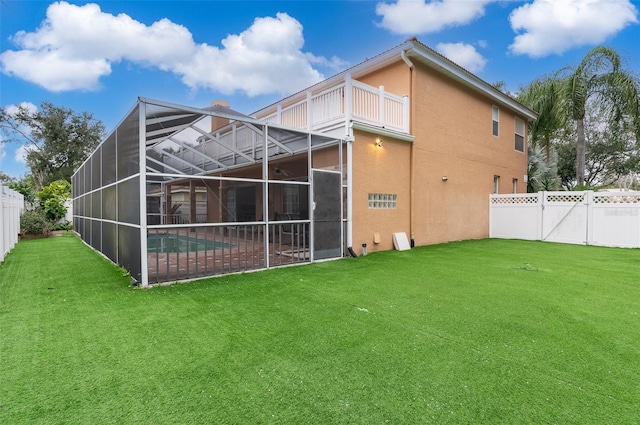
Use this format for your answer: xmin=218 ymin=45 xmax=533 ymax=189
xmin=147 ymin=233 xmax=231 ymax=253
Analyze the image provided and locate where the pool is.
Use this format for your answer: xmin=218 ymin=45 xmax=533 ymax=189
xmin=147 ymin=233 xmax=231 ymax=253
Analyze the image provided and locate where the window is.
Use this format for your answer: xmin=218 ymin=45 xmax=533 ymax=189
xmin=493 ymin=176 xmax=500 ymax=194
xmin=368 ymin=193 xmax=397 ymax=209
xmin=512 ymin=178 xmax=518 ymax=193
xmin=514 ymin=117 xmax=525 ymax=152
xmin=492 ymin=106 xmax=499 ymax=137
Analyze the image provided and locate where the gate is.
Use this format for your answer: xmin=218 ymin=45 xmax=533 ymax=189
xmin=490 ymin=191 xmax=640 ymax=248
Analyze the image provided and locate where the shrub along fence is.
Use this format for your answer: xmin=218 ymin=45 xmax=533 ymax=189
xmin=1 ymin=184 xmax=25 ymax=262
xmin=490 ymin=191 xmax=640 ymax=248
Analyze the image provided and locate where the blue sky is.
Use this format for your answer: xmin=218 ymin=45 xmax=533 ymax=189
xmin=1 ymin=0 xmax=639 ymax=179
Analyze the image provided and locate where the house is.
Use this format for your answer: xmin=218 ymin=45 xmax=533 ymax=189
xmin=253 ymin=37 xmax=536 ymax=252
xmin=71 ymin=38 xmax=536 ymax=286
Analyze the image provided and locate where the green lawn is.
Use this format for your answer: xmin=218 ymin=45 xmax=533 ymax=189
xmin=1 ymin=234 xmax=639 ymax=424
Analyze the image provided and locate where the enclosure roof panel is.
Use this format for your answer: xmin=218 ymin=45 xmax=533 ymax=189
xmin=141 ymin=97 xmax=260 ymax=147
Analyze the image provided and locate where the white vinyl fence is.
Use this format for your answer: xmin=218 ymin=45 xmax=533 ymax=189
xmin=490 ymin=191 xmax=640 ymax=248
xmin=1 ymin=184 xmax=25 ymax=262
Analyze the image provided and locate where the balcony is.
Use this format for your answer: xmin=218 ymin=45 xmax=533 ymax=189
xmin=258 ymin=74 xmax=410 ymax=135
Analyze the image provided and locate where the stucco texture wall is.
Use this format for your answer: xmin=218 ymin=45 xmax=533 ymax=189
xmin=351 ymin=130 xmax=412 ymax=254
xmin=409 ymin=62 xmax=528 ymax=245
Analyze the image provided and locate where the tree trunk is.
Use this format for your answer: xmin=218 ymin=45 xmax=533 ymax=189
xmin=576 ymin=118 xmax=586 ymax=185
xmin=544 ymin=136 xmax=551 ymax=165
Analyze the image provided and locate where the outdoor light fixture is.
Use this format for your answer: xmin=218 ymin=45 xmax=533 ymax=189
xmin=442 ymin=176 xmax=448 ymax=181
xmin=375 ymin=138 xmax=383 ymax=147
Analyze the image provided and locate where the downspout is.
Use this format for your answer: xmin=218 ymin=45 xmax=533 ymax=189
xmin=401 ymin=48 xmax=414 ymax=68
xmin=345 ymin=74 xmax=355 ymax=256
xmin=346 ymin=122 xmax=355 ymax=256
xmin=401 ymin=48 xmax=416 ymax=247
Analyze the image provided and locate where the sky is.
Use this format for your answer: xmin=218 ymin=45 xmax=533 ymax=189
xmin=1 ymin=0 xmax=639 ymax=179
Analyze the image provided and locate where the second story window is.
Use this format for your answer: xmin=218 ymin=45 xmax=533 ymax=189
xmin=492 ymin=106 xmax=499 ymax=137
xmin=515 ymin=117 xmax=525 ymax=152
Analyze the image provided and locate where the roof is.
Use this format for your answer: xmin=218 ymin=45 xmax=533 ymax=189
xmin=253 ymin=38 xmax=538 ymax=122
xmin=406 ymin=39 xmax=538 ymax=121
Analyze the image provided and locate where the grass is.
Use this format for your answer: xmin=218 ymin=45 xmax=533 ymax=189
xmin=1 ymin=234 xmax=639 ymax=424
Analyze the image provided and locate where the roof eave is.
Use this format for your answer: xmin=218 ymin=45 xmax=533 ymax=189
xmin=252 ymin=39 xmax=538 ymax=122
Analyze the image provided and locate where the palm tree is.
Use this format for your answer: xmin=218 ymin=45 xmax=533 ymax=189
xmin=518 ymin=76 xmax=565 ymax=163
xmin=560 ymin=46 xmax=640 ymax=186
xmin=527 ymin=144 xmax=559 ymax=193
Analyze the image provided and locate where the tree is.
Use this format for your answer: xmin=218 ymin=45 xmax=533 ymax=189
xmin=0 ymin=171 xmax=15 ymax=184
xmin=8 ymin=174 xmax=37 ymax=206
xmin=37 ymin=179 xmax=71 ymax=222
xmin=556 ymin=102 xmax=640 ymax=189
xmin=527 ymin=144 xmax=560 ymax=192
xmin=518 ymin=76 xmax=566 ymax=163
xmin=559 ymin=46 xmax=640 ymax=185
xmin=0 ymin=102 xmax=105 ymax=188
xmin=518 ymin=46 xmax=640 ymax=187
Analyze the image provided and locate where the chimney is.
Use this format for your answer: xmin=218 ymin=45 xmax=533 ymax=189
xmin=211 ymin=100 xmax=230 ymax=132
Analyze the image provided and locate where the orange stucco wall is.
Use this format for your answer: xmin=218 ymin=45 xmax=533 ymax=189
xmin=410 ymin=62 xmax=527 ymax=245
xmin=357 ymin=61 xmax=410 ymax=97
xmin=351 ymin=130 xmax=411 ymax=254
xmin=350 ymin=59 xmax=528 ymax=252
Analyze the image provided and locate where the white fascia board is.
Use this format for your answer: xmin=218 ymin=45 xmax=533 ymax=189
xmin=405 ymin=45 xmax=538 ymax=121
xmin=351 ymin=121 xmax=415 ymax=143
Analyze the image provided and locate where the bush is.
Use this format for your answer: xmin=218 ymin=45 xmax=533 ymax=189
xmin=37 ymin=180 xmax=71 ymax=222
xmin=52 ymin=220 xmax=72 ymax=231
xmin=20 ymin=210 xmax=53 ymax=236
xmin=42 ymin=197 xmax=67 ymax=222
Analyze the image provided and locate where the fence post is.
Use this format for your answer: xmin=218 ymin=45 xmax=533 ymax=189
xmin=306 ymin=91 xmax=313 ymax=131
xmin=585 ymin=190 xmax=594 ymax=245
xmin=0 ymin=184 xmax=24 ymax=263
xmin=489 ymin=194 xmax=493 ymax=238
xmin=403 ymin=95 xmax=410 ymax=133
xmin=1 ymin=184 xmax=5 ymax=263
xmin=379 ymin=85 xmax=385 ymax=127
xmin=537 ymin=191 xmax=545 ymax=240
xmin=344 ymin=74 xmax=353 ymax=136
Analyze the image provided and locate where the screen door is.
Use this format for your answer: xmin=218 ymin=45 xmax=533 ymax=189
xmin=312 ymin=169 xmax=342 ymax=260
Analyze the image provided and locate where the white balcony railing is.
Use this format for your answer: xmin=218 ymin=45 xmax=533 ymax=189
xmin=261 ymin=74 xmax=409 ymax=134
xmin=158 ymin=75 xmax=410 ymax=175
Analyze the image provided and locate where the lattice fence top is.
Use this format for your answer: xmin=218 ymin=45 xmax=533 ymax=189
xmin=593 ymin=193 xmax=640 ymax=204
xmin=490 ymin=195 xmax=538 ymax=204
xmin=491 ymin=191 xmax=640 ymax=205
xmin=545 ymin=193 xmax=585 ymax=203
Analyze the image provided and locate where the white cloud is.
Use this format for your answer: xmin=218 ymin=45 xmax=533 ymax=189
xmin=376 ymin=0 xmax=496 ymax=34
xmin=1 ymin=50 xmax=111 ymax=92
xmin=0 ymin=2 xmax=339 ymax=96
xmin=174 ymin=13 xmax=325 ymax=96
xmin=14 ymin=145 xmax=30 ymax=164
xmin=436 ymin=42 xmax=487 ymax=73
xmin=4 ymin=101 xmax=38 ymax=117
xmin=509 ymin=0 xmax=639 ymax=57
